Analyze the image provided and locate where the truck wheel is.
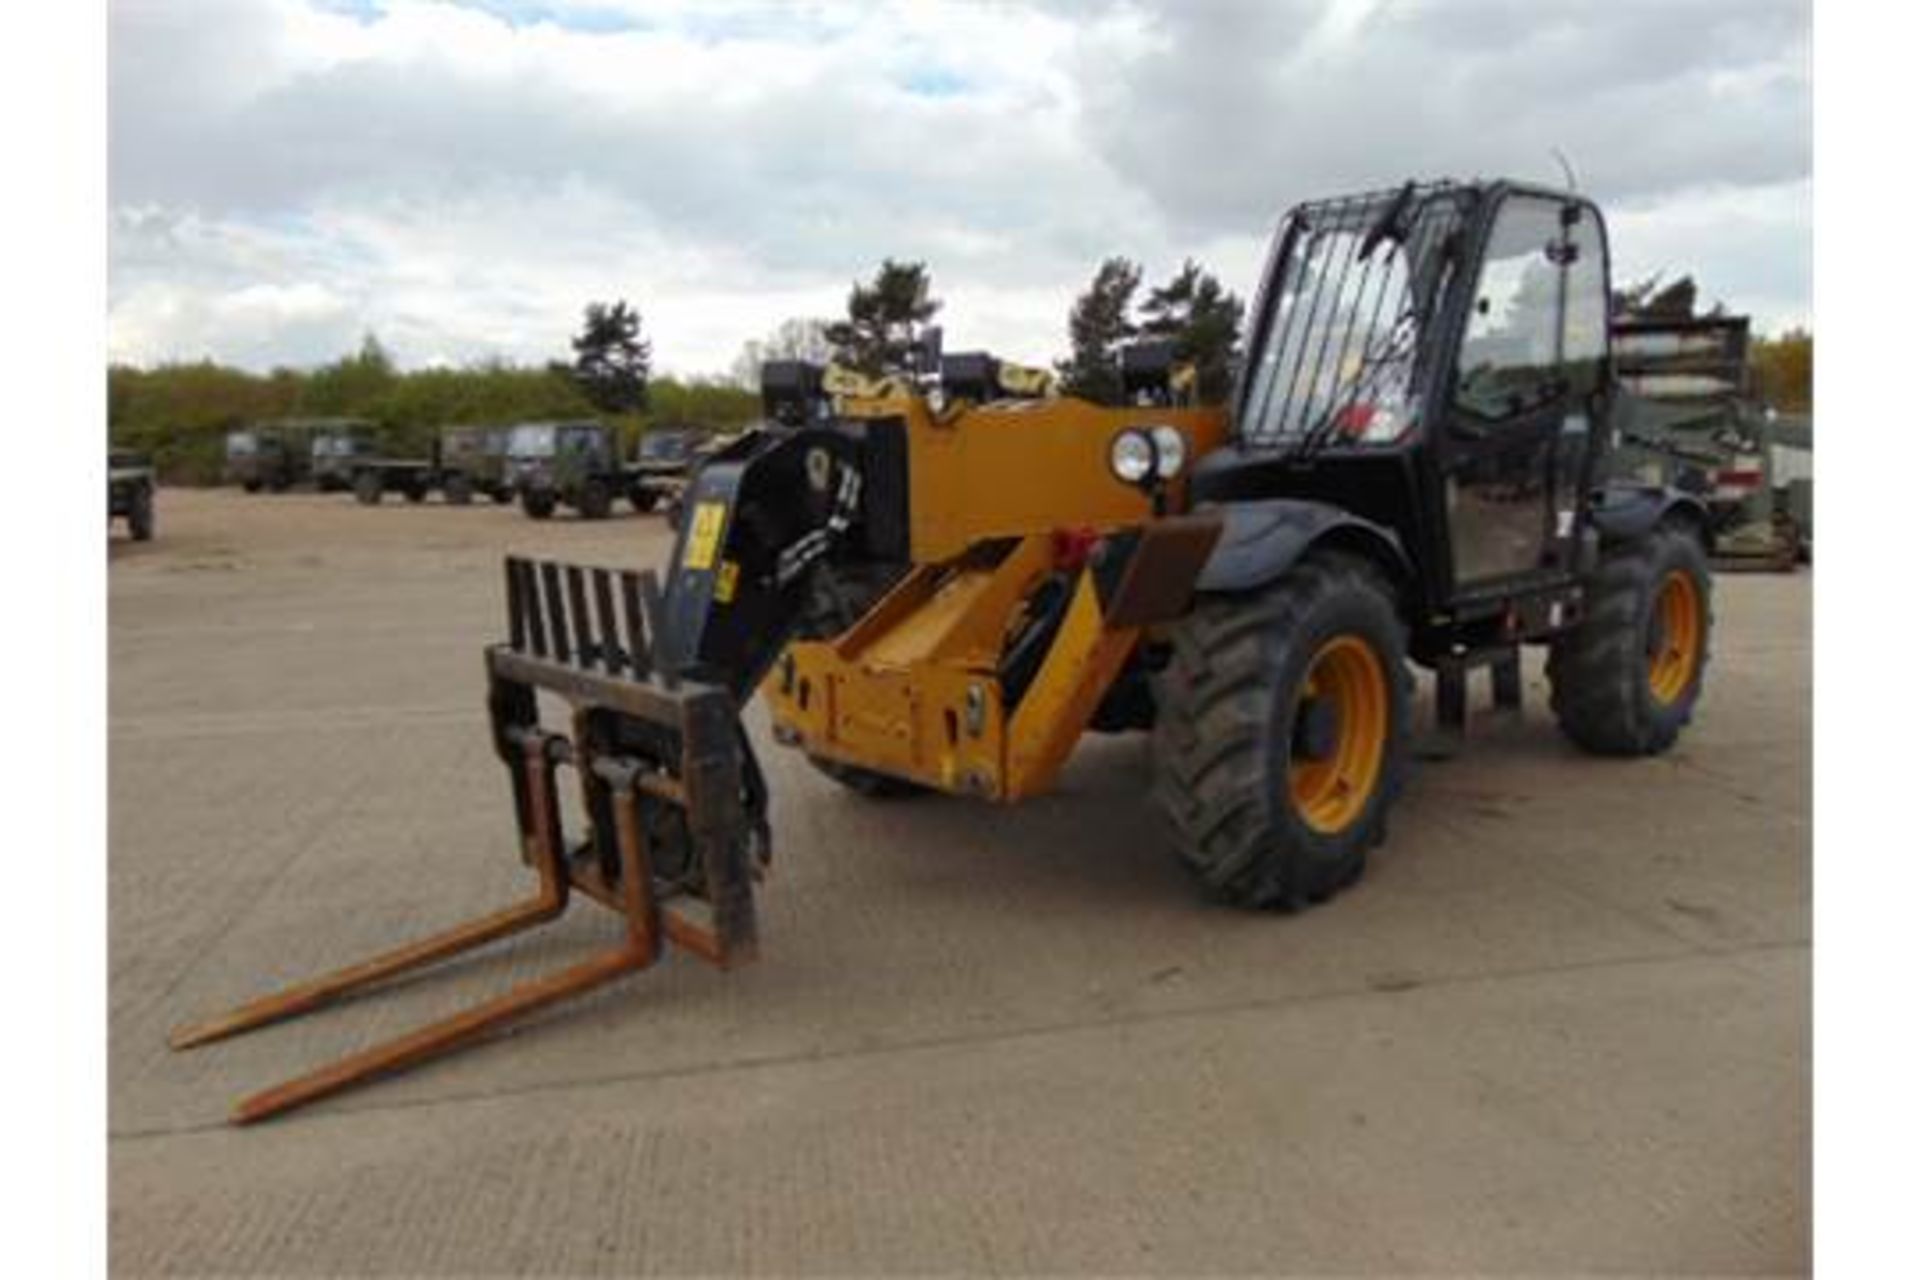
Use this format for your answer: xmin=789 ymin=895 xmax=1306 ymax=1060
xmin=577 ymin=479 xmax=613 ymax=520
xmin=521 ymin=490 xmax=556 ymax=520
xmin=630 ymin=487 xmax=661 ymax=514
xmin=490 ymin=486 xmax=514 ymax=505
xmin=242 ymin=479 xmax=262 ymax=494
xmin=1152 ymin=552 xmax=1411 ymax=910
xmin=404 ymin=481 xmax=428 ymax=504
xmin=1548 ymin=523 xmax=1712 ymax=755
xmin=128 ymin=489 xmax=155 ymax=542
xmin=354 ymin=472 xmax=383 ymax=505
xmin=443 ymin=473 xmax=474 ymax=506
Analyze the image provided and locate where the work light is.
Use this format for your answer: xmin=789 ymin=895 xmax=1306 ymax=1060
xmin=1109 ymin=429 xmax=1155 ymax=484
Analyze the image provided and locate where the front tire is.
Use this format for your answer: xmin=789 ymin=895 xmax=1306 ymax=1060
xmin=128 ymin=489 xmax=155 ymax=542
xmin=1152 ymin=553 xmax=1411 ymax=910
xmin=1548 ymin=524 xmax=1712 ymax=755
xmin=521 ymin=489 xmax=556 ymax=520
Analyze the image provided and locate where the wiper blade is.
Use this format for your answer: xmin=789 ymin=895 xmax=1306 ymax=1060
xmin=1358 ymin=180 xmax=1416 ymax=263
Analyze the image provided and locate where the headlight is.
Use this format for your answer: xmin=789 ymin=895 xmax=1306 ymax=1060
xmin=1148 ymin=425 xmax=1187 ymax=477
xmin=1110 ymin=425 xmax=1189 ymax=487
xmin=1109 ymin=429 xmax=1155 ymax=485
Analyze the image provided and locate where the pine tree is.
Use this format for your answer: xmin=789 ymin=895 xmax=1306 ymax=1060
xmin=1056 ymin=257 xmax=1142 ymax=404
xmin=824 ymin=260 xmax=941 ymax=376
xmin=568 ymin=300 xmax=652 ymax=413
xmin=1137 ymin=260 xmax=1244 ymax=402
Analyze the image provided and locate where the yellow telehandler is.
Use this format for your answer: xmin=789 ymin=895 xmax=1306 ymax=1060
xmin=173 ymin=178 xmax=1714 ymax=1122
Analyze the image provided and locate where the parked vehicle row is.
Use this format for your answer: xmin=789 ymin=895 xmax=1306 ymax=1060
xmin=216 ymin=419 xmax=719 ymax=519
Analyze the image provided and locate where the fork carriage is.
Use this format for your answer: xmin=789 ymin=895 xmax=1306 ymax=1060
xmin=170 ymin=556 xmax=761 ymax=1124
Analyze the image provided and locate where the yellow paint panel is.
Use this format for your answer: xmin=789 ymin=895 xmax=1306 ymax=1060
xmin=904 ymin=397 xmax=1230 ymax=562
xmin=683 ymin=502 xmax=727 ymax=570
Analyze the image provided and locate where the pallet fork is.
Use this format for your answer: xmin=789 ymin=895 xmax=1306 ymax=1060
xmin=170 ymin=557 xmax=762 ymax=1124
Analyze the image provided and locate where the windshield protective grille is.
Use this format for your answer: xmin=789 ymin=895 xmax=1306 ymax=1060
xmin=1238 ymin=186 xmax=1467 ymax=451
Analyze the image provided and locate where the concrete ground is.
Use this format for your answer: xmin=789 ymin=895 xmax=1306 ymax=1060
xmin=109 ymin=488 xmax=1810 ymax=1276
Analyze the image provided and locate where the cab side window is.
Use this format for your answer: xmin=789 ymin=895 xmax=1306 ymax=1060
xmin=1453 ymin=196 xmax=1588 ymax=427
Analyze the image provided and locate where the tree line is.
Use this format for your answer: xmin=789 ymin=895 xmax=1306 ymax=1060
xmin=113 ymin=256 xmax=1812 ymax=483
xmin=109 ymin=323 xmax=762 ymax=483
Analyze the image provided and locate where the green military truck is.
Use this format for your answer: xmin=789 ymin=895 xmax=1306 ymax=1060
xmin=503 ymin=420 xmax=661 ymax=520
xmin=226 ymin=419 xmax=377 ymax=492
xmin=441 ymin=426 xmax=515 ymax=504
xmin=1609 ymin=315 xmax=1806 ymax=568
xmin=225 ymin=423 xmax=308 ymax=491
xmin=630 ymin=427 xmax=703 ymax=513
xmin=310 ymin=423 xmax=378 ymax=492
xmin=108 ymin=448 xmax=156 ymax=541
xmin=350 ymin=426 xmax=516 ymax=505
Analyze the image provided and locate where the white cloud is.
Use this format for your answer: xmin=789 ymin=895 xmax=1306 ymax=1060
xmin=108 ymin=0 xmax=1813 ymax=374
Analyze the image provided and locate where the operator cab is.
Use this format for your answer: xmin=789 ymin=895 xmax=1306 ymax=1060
xmin=1198 ymin=180 xmax=1614 ymax=632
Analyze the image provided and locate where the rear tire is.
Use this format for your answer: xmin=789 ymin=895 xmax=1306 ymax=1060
xmin=354 ymin=472 xmax=382 ymax=505
xmin=1151 ymin=553 xmax=1411 ymax=910
xmin=241 ymin=479 xmax=262 ymax=494
xmin=521 ymin=489 xmax=556 ymax=520
xmin=1548 ymin=524 xmax=1712 ymax=755
xmin=630 ymin=487 xmax=661 ymax=514
xmin=403 ymin=481 xmax=428 ymax=504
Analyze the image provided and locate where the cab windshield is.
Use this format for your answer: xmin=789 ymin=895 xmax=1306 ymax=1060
xmin=640 ymin=431 xmax=693 ymax=461
xmin=1239 ymin=188 xmax=1466 ymax=452
xmin=312 ymin=435 xmax=368 ymax=458
xmin=507 ymin=425 xmax=556 ymax=458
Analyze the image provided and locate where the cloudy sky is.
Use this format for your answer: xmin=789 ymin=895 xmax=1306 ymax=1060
xmin=108 ymin=0 xmax=1811 ymax=377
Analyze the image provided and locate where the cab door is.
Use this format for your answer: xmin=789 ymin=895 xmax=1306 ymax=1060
xmin=1439 ymin=193 xmax=1609 ymax=597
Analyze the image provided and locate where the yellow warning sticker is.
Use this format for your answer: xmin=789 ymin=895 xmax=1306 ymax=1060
xmin=714 ymin=559 xmax=740 ymax=604
xmin=683 ymin=502 xmax=726 ymax=570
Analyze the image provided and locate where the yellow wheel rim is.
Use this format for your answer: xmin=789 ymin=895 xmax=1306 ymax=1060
xmin=1287 ymin=635 xmax=1389 ymax=835
xmin=1647 ymin=569 xmax=1703 ymax=705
